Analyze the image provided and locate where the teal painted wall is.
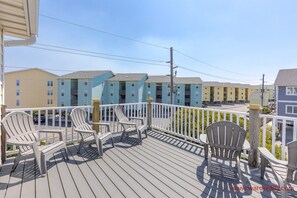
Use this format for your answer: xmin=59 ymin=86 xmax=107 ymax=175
xmin=58 ymin=79 xmax=71 ymax=106
xmin=190 ymin=84 xmax=202 ymax=106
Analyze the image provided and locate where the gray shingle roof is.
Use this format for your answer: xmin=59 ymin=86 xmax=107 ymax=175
xmin=175 ymin=77 xmax=202 ymax=84
xmin=146 ymin=76 xmax=202 ymax=84
xmin=59 ymin=70 xmax=112 ymax=79
xmin=107 ymin=73 xmax=147 ymax=81
xmin=146 ymin=76 xmax=171 ymax=83
xmin=274 ymin=68 xmax=297 ymax=86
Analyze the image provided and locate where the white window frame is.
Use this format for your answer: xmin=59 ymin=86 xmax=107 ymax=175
xmin=286 ymin=87 xmax=297 ymax=96
xmin=286 ymin=105 xmax=297 ymax=115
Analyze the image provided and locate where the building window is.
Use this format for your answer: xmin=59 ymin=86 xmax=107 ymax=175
xmin=16 ymin=90 xmax=20 ymax=96
xmin=61 ymin=102 xmax=64 ymax=107
xmin=48 ymin=90 xmax=53 ymax=96
xmin=61 ymin=80 xmax=64 ymax=85
xmin=111 ymin=84 xmax=113 ymax=86
xmin=177 ymin=86 xmax=180 ymax=89
xmin=196 ymin=86 xmax=199 ymax=89
xmin=148 ymin=83 xmax=151 ymax=88
xmin=131 ymin=93 xmax=134 ymax=97
xmin=132 ymin=83 xmax=134 ymax=87
xmin=111 ymin=93 xmax=113 ymax=96
xmin=84 ymin=81 xmax=88 ymax=86
xmin=47 ymin=81 xmax=53 ymax=86
xmin=177 ymin=99 xmax=180 ymax=104
xmin=48 ymin=99 xmax=53 ymax=105
xmin=61 ymin=91 xmax=64 ymax=97
xmin=84 ymin=91 xmax=88 ymax=97
xmin=16 ymin=100 xmax=20 ymax=106
xmin=286 ymin=87 xmax=297 ymax=95
xmin=286 ymin=105 xmax=297 ymax=114
xmin=16 ymin=80 xmax=20 ymax=86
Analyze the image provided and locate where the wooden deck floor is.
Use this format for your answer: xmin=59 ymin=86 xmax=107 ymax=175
xmin=0 ymin=130 xmax=296 ymax=198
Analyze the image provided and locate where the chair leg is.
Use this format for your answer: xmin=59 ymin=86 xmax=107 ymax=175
xmin=63 ymin=147 xmax=69 ymax=161
xmin=260 ymin=155 xmax=268 ymax=179
xmin=236 ymin=156 xmax=242 ymax=182
xmin=77 ymin=140 xmax=84 ymax=154
xmin=120 ymin=132 xmax=126 ymax=141
xmin=111 ymin=137 xmax=115 ymax=147
xmin=138 ymin=130 xmax=142 ymax=144
xmin=12 ymin=154 xmax=22 ymax=172
xmin=95 ymin=138 xmax=101 ymax=156
xmin=207 ymin=154 xmax=211 ymax=175
xmin=204 ymin=144 xmax=208 ymax=159
xmin=99 ymin=139 xmax=103 ymax=156
xmin=144 ymin=129 xmax=148 ymax=138
xmin=40 ymin=153 xmax=47 ymax=175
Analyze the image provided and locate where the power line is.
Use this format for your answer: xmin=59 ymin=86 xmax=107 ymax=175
xmin=178 ymin=65 xmax=255 ymax=82
xmin=40 ymin=14 xmax=169 ymax=50
xmin=5 ymin=66 xmax=75 ymax=72
xmin=27 ymin=45 xmax=169 ymax=67
xmin=174 ymin=49 xmax=257 ymax=77
xmin=35 ymin=43 xmax=166 ymax=63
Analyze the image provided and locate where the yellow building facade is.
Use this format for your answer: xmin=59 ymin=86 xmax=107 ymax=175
xmin=5 ymin=68 xmax=58 ymax=108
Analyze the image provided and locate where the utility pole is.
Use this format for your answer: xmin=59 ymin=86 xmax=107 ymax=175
xmin=261 ymin=74 xmax=265 ymax=107
xmin=170 ymin=47 xmax=174 ymax=104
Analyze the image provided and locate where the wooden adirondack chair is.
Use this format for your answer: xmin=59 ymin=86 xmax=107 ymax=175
xmin=114 ymin=105 xmax=147 ymax=144
xmin=1 ymin=111 xmax=68 ymax=175
xmin=202 ymin=121 xmax=247 ymax=181
xmin=259 ymin=140 xmax=297 ymax=198
xmin=70 ymin=107 xmax=114 ymax=156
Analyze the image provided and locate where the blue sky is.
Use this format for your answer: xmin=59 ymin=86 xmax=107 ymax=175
xmin=5 ymin=0 xmax=297 ymax=85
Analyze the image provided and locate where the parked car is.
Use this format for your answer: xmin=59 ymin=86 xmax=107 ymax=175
xmin=33 ymin=114 xmax=46 ymax=123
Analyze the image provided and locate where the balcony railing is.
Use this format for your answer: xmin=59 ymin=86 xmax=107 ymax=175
xmin=4 ymin=102 xmax=297 ymax=161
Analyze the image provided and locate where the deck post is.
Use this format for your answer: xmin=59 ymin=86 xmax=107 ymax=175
xmin=92 ymin=99 xmax=100 ymax=134
xmin=248 ymin=104 xmax=260 ymax=167
xmin=146 ymin=97 xmax=153 ymax=130
xmin=1 ymin=105 xmax=6 ymax=163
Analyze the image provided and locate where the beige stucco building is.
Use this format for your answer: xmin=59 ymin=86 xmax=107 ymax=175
xmin=5 ymin=68 xmax=58 ymax=108
xmin=203 ymin=81 xmax=251 ymax=105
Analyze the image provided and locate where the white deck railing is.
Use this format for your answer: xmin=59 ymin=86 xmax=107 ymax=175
xmin=5 ymin=102 xmax=297 ymax=160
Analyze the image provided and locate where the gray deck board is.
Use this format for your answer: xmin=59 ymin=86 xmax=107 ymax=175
xmin=20 ymin=159 xmax=36 ymax=198
xmin=46 ymin=157 xmax=66 ymax=198
xmin=0 ymin=130 xmax=297 ymax=198
xmin=67 ymin=146 xmax=110 ymax=198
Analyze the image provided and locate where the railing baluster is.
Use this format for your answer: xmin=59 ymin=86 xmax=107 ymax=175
xmin=262 ymin=117 xmax=267 ymax=147
xmin=281 ymin=119 xmax=286 ymax=160
xmin=272 ymin=117 xmax=276 ymax=155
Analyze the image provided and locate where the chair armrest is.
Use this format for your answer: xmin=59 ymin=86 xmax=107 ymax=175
xmin=119 ymin=121 xmax=137 ymax=127
xmin=258 ymin=147 xmax=288 ymax=166
xmin=74 ymin=128 xmax=96 ymax=134
xmin=7 ymin=139 xmax=36 ymax=146
xmin=39 ymin=129 xmax=64 ymax=141
xmin=199 ymin=134 xmax=208 ymax=144
xmin=129 ymin=117 xmax=144 ymax=125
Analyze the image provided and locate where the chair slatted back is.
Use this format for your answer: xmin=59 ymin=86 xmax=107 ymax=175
xmin=2 ymin=111 xmax=38 ymax=152
xmin=115 ymin=105 xmax=132 ymax=130
xmin=70 ymin=108 xmax=92 ymax=138
xmin=206 ymin=121 xmax=246 ymax=160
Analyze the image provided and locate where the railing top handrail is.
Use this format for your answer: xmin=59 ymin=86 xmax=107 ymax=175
xmin=7 ymin=105 xmax=92 ymax=112
xmin=260 ymin=113 xmax=297 ymax=121
xmin=150 ymin=102 xmax=249 ymax=116
xmin=100 ymin=102 xmax=148 ymax=108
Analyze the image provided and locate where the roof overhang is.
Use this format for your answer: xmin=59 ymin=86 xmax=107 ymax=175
xmin=0 ymin=0 xmax=39 ymax=46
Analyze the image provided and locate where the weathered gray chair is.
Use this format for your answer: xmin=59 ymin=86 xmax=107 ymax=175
xmin=201 ymin=121 xmax=247 ymax=181
xmin=259 ymin=140 xmax=297 ymax=198
xmin=70 ymin=107 xmax=114 ymax=156
xmin=114 ymin=105 xmax=147 ymax=144
xmin=1 ymin=111 xmax=68 ymax=175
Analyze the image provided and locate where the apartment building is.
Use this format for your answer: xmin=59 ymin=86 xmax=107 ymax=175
xmin=145 ymin=76 xmax=203 ymax=106
xmin=5 ymin=68 xmax=58 ymax=108
xmin=58 ymin=71 xmax=113 ymax=106
xmin=102 ymin=73 xmax=148 ymax=104
xmin=203 ymin=82 xmax=251 ymax=105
